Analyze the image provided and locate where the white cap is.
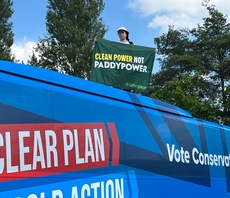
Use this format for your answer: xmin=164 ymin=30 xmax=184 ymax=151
xmin=117 ymin=27 xmax=129 ymax=33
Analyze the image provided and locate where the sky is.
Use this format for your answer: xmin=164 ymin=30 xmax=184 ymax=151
xmin=11 ymin=0 xmax=230 ymax=73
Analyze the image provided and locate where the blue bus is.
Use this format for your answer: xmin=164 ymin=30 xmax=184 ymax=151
xmin=0 ymin=60 xmax=230 ymax=198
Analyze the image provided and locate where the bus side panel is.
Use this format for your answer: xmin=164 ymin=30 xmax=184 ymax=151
xmin=121 ymin=93 xmax=230 ymax=197
xmin=0 ymin=78 xmax=131 ymax=197
xmin=0 ymin=69 xmax=230 ymax=197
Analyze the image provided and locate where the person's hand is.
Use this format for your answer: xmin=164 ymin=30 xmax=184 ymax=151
xmin=94 ymin=36 xmax=97 ymax=42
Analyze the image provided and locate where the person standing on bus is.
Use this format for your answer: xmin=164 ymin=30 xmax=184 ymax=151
xmin=117 ymin=27 xmax=134 ymax=44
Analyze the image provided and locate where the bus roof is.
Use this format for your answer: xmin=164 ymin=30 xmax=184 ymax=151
xmin=0 ymin=60 xmax=192 ymax=118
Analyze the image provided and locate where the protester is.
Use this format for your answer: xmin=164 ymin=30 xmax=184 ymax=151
xmin=117 ymin=27 xmax=134 ymax=44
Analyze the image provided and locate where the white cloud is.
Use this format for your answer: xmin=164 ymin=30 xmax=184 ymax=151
xmin=148 ymin=12 xmax=193 ymax=33
xmin=128 ymin=0 xmax=202 ymax=16
xmin=11 ymin=37 xmax=37 ymax=63
xmin=128 ymin=0 xmax=230 ymax=31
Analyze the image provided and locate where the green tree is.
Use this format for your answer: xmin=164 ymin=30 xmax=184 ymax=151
xmin=151 ymin=26 xmax=207 ymax=98
xmin=151 ymin=73 xmax=218 ymax=122
xmin=28 ymin=0 xmax=107 ymax=79
xmin=221 ymin=85 xmax=230 ymax=125
xmin=28 ymin=51 xmax=39 ymax=66
xmin=151 ymin=0 xmax=230 ymax=125
xmin=150 ymin=26 xmax=209 ymax=99
xmin=0 ymin=0 xmax=15 ymax=61
xmin=191 ymin=0 xmax=230 ymax=112
xmin=154 ymin=26 xmax=200 ymax=78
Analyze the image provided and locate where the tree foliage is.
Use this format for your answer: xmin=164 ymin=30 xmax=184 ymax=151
xmin=191 ymin=2 xmax=230 ymax=108
xmin=0 ymin=0 xmax=15 ymax=61
xmin=28 ymin=0 xmax=108 ymax=79
xmin=151 ymin=0 xmax=230 ymax=125
xmin=151 ymin=73 xmax=219 ymax=122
